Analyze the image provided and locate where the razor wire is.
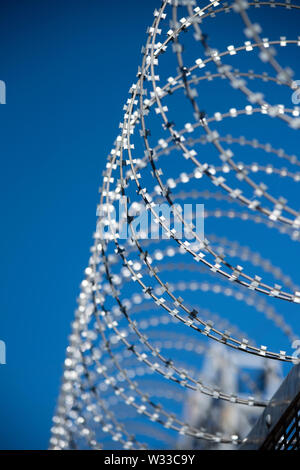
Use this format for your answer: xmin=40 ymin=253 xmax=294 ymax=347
xmin=51 ymin=0 xmax=300 ymax=450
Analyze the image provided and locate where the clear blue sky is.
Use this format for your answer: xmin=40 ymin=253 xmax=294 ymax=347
xmin=0 ymin=0 xmax=160 ymax=449
xmin=0 ymin=0 xmax=299 ymax=450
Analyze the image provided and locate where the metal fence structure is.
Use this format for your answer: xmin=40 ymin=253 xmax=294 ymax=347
xmin=240 ymin=363 xmax=300 ymax=450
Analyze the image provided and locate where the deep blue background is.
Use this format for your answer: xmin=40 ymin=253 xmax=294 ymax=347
xmin=0 ymin=0 xmax=160 ymax=450
xmin=0 ymin=0 xmax=300 ymax=450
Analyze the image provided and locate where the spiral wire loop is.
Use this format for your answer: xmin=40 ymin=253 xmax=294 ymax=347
xmin=50 ymin=0 xmax=300 ymax=450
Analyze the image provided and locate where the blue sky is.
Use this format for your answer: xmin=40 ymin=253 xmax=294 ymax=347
xmin=0 ymin=0 xmax=160 ymax=449
xmin=1 ymin=0 xmax=300 ymax=450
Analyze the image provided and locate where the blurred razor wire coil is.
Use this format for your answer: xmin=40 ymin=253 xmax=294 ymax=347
xmin=50 ymin=0 xmax=300 ymax=450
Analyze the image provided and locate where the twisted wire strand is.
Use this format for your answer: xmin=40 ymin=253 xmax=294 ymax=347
xmin=51 ymin=0 xmax=300 ymax=450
